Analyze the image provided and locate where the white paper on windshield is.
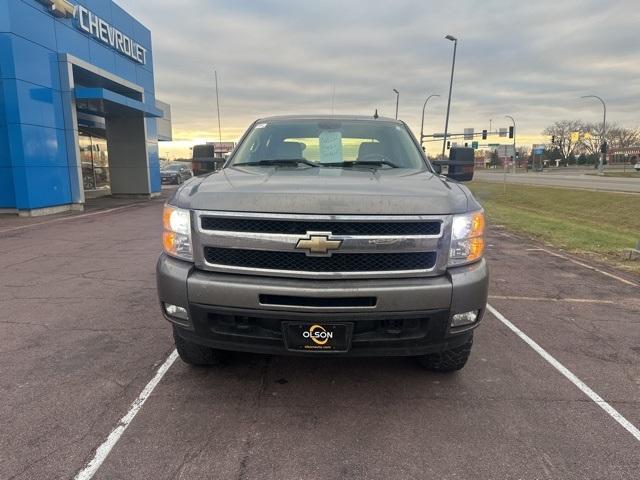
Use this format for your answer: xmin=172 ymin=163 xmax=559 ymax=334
xmin=319 ymin=131 xmax=343 ymax=164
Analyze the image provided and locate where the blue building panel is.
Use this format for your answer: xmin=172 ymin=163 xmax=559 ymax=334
xmin=88 ymin=40 xmax=117 ymax=74
xmin=79 ymin=0 xmax=114 ymax=24
xmin=131 ymin=18 xmax=151 ymax=49
xmin=8 ymin=123 xmax=68 ymax=168
xmin=0 ymin=0 xmax=166 ymax=213
xmin=0 ymin=80 xmax=20 ymax=125
xmin=0 ymin=34 xmax=13 ymax=79
xmin=136 ymin=66 xmax=155 ymax=95
xmin=0 ymin=167 xmax=16 ymax=207
xmin=0 ymin=0 xmax=9 ymax=33
xmin=0 ymin=79 xmax=7 ymax=126
xmin=114 ymin=54 xmax=137 ymax=84
xmin=110 ymin=3 xmax=135 ymax=38
xmin=0 ymin=123 xmax=10 ymax=166
xmin=0 ymin=33 xmax=61 ymax=89
xmin=7 ymin=0 xmax=57 ymax=51
xmin=54 ymin=21 xmax=91 ymax=61
xmin=4 ymin=79 xmax=65 ymax=129
xmin=12 ymin=165 xmax=72 ymax=209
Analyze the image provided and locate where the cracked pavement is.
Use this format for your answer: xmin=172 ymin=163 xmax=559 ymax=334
xmin=1 ymin=198 xmax=639 ymax=479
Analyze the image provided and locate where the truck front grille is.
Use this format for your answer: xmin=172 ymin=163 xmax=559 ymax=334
xmin=204 ymin=247 xmax=437 ymax=273
xmin=201 ymin=217 xmax=441 ymax=236
xmin=194 ymin=211 xmax=449 ymax=279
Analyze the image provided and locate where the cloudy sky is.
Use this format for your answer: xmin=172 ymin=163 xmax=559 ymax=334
xmin=117 ymin=0 xmax=639 ymax=159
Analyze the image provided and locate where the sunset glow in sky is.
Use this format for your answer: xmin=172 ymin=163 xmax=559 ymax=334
xmin=116 ymin=0 xmax=639 ymax=159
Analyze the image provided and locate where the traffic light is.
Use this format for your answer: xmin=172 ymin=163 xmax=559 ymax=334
xmin=508 ymin=126 xmax=514 ymax=139
xmin=447 ymin=141 xmax=451 ymax=150
xmin=600 ymin=142 xmax=608 ymax=154
xmin=515 ymin=152 xmax=520 ymax=159
xmin=482 ymin=130 xmax=487 ymax=140
xmin=464 ymin=142 xmax=469 ymax=148
xmin=551 ymin=135 xmax=555 ymax=144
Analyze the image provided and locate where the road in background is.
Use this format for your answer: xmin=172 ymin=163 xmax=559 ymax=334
xmin=474 ymin=170 xmax=640 ymax=193
xmin=1 ymin=201 xmax=638 ymax=479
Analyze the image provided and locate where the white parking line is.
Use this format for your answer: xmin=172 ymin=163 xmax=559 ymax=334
xmin=74 ymin=350 xmax=178 ymax=480
xmin=526 ymin=248 xmax=639 ymax=287
xmin=487 ymin=304 xmax=640 ymax=443
xmin=489 ymin=295 xmax=614 ymax=304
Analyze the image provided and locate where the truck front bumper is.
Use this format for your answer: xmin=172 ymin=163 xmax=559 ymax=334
xmin=157 ymin=255 xmax=489 ymax=357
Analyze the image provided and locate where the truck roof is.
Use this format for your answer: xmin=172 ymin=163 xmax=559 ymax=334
xmin=255 ymin=114 xmax=402 ymax=124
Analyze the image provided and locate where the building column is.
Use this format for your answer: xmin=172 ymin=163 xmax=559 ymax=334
xmin=105 ymin=116 xmax=152 ymax=196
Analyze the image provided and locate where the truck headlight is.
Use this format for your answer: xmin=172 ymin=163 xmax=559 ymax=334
xmin=448 ymin=210 xmax=485 ymax=267
xmin=162 ymin=205 xmax=193 ymax=261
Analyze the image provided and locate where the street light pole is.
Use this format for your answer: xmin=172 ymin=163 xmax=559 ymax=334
xmin=581 ymin=95 xmax=606 ymax=173
xmin=442 ymin=35 xmax=458 ymax=158
xmin=393 ymin=89 xmax=399 ymax=119
xmin=420 ymin=94 xmax=440 ymax=148
xmin=214 ymin=70 xmax=222 ymax=144
xmin=505 ymin=115 xmax=516 ymax=172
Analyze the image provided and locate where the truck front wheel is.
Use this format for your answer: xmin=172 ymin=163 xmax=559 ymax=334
xmin=418 ymin=335 xmax=473 ymax=372
xmin=173 ymin=327 xmax=223 ymax=366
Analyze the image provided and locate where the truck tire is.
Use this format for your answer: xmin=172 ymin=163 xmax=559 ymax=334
xmin=173 ymin=327 xmax=221 ymax=366
xmin=418 ymin=335 xmax=473 ymax=372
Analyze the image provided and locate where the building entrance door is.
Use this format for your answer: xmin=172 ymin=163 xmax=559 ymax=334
xmin=79 ymin=133 xmax=110 ymax=192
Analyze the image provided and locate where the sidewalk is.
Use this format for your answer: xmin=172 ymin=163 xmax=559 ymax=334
xmin=0 ymin=187 xmax=176 ymax=232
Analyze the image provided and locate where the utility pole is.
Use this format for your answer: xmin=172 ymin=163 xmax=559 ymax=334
xmin=331 ymin=82 xmax=336 ymax=114
xmin=581 ymin=95 xmax=607 ymax=174
xmin=214 ymin=70 xmax=222 ymax=144
xmin=420 ymin=94 xmax=440 ymax=149
xmin=442 ymin=35 xmax=458 ymax=158
xmin=505 ymin=115 xmax=516 ymax=172
xmin=393 ymin=89 xmax=399 ymax=119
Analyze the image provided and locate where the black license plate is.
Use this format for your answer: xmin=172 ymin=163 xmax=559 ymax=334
xmin=283 ymin=322 xmax=352 ymax=353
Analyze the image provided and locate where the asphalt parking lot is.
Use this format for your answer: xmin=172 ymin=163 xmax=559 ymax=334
xmin=1 ymin=197 xmax=639 ymax=480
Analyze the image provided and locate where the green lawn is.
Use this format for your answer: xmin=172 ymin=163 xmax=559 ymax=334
xmin=468 ymin=181 xmax=640 ymax=274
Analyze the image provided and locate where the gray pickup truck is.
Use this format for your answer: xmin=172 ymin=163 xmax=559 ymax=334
xmin=157 ymin=115 xmax=488 ymax=372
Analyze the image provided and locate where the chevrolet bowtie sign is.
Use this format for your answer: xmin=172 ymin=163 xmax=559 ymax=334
xmin=38 ymin=0 xmax=74 ymax=17
xmin=37 ymin=0 xmax=148 ymax=65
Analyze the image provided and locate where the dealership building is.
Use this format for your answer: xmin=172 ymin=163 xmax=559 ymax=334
xmin=0 ymin=0 xmax=172 ymax=216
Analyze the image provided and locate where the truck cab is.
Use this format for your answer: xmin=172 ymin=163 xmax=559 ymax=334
xmin=158 ymin=115 xmax=488 ymax=371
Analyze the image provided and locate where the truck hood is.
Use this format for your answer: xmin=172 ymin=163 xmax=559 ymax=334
xmin=172 ymin=166 xmax=475 ymax=215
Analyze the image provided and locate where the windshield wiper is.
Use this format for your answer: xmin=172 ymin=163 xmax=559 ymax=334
xmin=233 ymin=159 xmax=318 ymax=168
xmin=322 ymin=160 xmax=399 ymax=169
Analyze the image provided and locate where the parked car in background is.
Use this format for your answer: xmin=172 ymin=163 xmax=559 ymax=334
xmin=161 ymin=163 xmax=193 ymax=185
xmin=634 ymin=162 xmax=640 ymax=172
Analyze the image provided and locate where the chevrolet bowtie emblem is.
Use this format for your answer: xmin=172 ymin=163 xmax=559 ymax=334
xmin=38 ymin=0 xmax=76 ymax=18
xmin=296 ymin=234 xmax=342 ymax=256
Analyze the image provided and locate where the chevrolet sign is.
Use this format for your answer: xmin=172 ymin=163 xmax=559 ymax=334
xmin=37 ymin=0 xmax=148 ymax=65
xmin=38 ymin=0 xmax=74 ymax=17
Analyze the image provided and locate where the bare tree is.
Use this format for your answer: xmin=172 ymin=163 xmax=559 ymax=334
xmin=578 ymin=122 xmax=601 ymax=156
xmin=580 ymin=122 xmax=640 ymax=152
xmin=607 ymin=125 xmax=640 ymax=149
xmin=543 ymin=120 xmax=582 ymax=162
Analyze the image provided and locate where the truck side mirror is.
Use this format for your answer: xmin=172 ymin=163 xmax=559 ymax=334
xmin=447 ymin=147 xmax=475 ymax=182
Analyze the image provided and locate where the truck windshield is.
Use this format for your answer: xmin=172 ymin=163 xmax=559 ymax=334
xmin=229 ymin=119 xmax=428 ymax=170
